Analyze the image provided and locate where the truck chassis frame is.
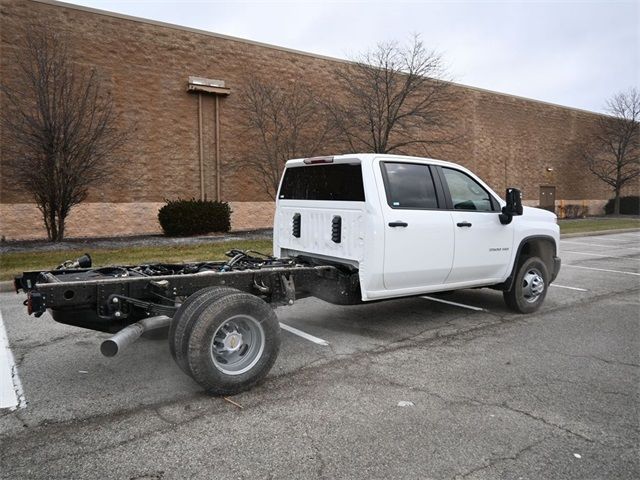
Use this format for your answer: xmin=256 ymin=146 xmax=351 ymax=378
xmin=15 ymin=251 xmax=361 ymax=333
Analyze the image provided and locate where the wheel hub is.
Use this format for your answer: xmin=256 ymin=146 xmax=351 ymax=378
xmin=221 ymin=331 xmax=243 ymax=352
xmin=210 ymin=314 xmax=266 ymax=376
xmin=522 ymin=270 xmax=544 ymax=302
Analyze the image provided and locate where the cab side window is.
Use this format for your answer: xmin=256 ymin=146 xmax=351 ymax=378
xmin=382 ymin=162 xmax=438 ymax=209
xmin=442 ymin=168 xmax=495 ymax=212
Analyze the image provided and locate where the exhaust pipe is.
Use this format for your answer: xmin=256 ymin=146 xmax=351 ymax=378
xmin=100 ymin=315 xmax=172 ymax=357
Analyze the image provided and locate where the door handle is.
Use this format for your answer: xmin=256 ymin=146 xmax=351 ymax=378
xmin=456 ymin=221 xmax=472 ymax=227
xmin=388 ymin=221 xmax=408 ymax=228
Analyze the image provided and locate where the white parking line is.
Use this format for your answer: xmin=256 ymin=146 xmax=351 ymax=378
xmin=0 ymin=311 xmax=26 ymax=410
xmin=563 ymin=265 xmax=640 ymax=276
xmin=561 ymin=240 xmax=639 ymax=249
xmin=279 ymin=322 xmax=330 ymax=346
xmin=563 ymin=250 xmax=640 ymax=260
xmin=421 ymin=296 xmax=486 ymax=312
xmin=551 ymin=284 xmax=588 ymax=292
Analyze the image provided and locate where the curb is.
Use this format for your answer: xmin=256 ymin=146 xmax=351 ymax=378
xmin=3 ymin=228 xmax=638 ymax=294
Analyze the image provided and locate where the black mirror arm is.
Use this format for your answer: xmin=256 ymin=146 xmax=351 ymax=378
xmin=499 ymin=206 xmax=513 ymax=225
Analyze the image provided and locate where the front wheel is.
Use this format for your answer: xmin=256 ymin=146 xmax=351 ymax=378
xmin=186 ymin=292 xmax=281 ymax=396
xmin=503 ymin=257 xmax=549 ymax=314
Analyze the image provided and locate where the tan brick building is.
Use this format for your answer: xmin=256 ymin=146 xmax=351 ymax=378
xmin=0 ymin=0 xmax=635 ymax=240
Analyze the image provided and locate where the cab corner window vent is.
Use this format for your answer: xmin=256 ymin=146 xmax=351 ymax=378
xmin=331 ymin=216 xmax=342 ymax=243
xmin=292 ymin=213 xmax=301 ymax=238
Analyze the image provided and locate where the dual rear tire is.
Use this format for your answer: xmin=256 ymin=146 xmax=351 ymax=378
xmin=170 ymin=287 xmax=281 ymax=396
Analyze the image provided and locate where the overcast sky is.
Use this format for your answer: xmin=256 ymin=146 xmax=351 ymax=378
xmin=64 ymin=0 xmax=639 ymax=113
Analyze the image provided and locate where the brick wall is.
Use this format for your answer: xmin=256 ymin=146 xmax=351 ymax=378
xmin=0 ymin=0 xmax=636 ymax=240
xmin=0 ymin=201 xmax=274 ymax=240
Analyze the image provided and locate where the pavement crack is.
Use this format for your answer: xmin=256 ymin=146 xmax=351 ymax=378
xmin=360 ymin=373 xmax=611 ymax=448
xmin=38 ymin=424 xmax=179 ymax=468
xmin=305 ymin=427 xmax=328 ymax=479
xmin=12 ymin=332 xmax=88 ymax=352
xmin=2 ymin=400 xmax=223 ymax=470
xmin=362 ymin=374 xmax=478 ymax=408
xmin=12 ymin=351 xmax=28 ymax=369
xmin=587 ymin=355 xmax=639 ymax=368
xmin=129 ymin=471 xmax=165 ymax=480
xmin=152 ymin=407 xmax=178 ymax=426
xmin=456 ymin=440 xmax=544 ymax=479
xmin=0 ymin=393 xmax=207 ymax=443
xmin=535 ymin=349 xmax=640 ymax=368
xmin=499 ymin=402 xmax=595 ymax=444
xmin=602 ymin=390 xmax=634 ymax=398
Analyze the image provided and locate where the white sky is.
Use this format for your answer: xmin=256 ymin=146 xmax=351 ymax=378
xmin=63 ymin=0 xmax=639 ymax=113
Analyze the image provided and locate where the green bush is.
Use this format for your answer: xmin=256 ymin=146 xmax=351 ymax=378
xmin=604 ymin=196 xmax=640 ymax=215
xmin=158 ymin=199 xmax=231 ymax=236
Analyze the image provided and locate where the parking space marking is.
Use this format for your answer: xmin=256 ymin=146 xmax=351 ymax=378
xmin=563 ymin=264 xmax=640 ymax=276
xmin=0 ymin=310 xmax=26 ymax=410
xmin=421 ymin=296 xmax=487 ymax=312
xmin=279 ymin=322 xmax=330 ymax=346
xmin=561 ymin=240 xmax=640 ymax=249
xmin=563 ymin=250 xmax=640 ymax=260
xmin=551 ymin=284 xmax=588 ymax=292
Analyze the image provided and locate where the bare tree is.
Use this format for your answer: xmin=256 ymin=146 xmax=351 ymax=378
xmin=327 ymin=34 xmax=456 ymax=154
xmin=1 ymin=25 xmax=128 ymax=241
xmin=583 ymin=88 xmax=639 ymax=215
xmin=238 ymin=77 xmax=333 ymax=199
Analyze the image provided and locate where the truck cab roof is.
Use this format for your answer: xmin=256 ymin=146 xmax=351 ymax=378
xmin=285 ymin=153 xmax=473 ymax=171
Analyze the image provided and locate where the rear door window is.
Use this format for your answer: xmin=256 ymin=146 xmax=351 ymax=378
xmin=278 ymin=164 xmax=365 ymax=201
xmin=381 ymin=162 xmax=439 ymax=209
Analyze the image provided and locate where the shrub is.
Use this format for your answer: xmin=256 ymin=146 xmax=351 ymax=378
xmin=604 ymin=196 xmax=640 ymax=215
xmin=158 ymin=199 xmax=231 ymax=236
xmin=557 ymin=204 xmax=589 ymax=219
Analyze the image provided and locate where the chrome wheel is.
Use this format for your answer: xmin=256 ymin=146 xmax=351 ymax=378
xmin=522 ymin=268 xmax=545 ymax=303
xmin=210 ymin=314 xmax=265 ymax=375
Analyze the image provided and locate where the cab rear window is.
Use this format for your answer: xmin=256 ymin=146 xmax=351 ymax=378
xmin=278 ymin=164 xmax=365 ymax=201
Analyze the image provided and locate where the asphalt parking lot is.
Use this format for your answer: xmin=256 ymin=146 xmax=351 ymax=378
xmin=1 ymin=231 xmax=638 ymax=479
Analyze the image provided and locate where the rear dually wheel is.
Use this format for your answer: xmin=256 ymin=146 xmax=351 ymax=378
xmin=185 ymin=291 xmax=281 ymax=396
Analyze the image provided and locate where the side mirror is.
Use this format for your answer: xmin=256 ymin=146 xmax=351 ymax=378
xmin=499 ymin=188 xmax=523 ymax=225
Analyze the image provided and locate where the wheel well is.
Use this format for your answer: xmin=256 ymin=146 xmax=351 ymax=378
xmin=518 ymin=237 xmax=556 ymax=276
xmin=496 ymin=236 xmax=557 ymax=291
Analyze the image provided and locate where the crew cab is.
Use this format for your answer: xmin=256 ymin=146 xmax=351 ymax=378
xmin=15 ymin=154 xmax=560 ymax=395
xmin=275 ymin=154 xmax=559 ymax=307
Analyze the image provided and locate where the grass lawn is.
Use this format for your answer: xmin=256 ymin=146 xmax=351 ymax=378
xmin=559 ymin=217 xmax=640 ymax=234
xmin=0 ymin=239 xmax=273 ymax=282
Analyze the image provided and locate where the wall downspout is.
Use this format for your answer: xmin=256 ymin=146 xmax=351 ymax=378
xmin=198 ymin=92 xmax=205 ymax=201
xmin=215 ymin=95 xmax=221 ymax=202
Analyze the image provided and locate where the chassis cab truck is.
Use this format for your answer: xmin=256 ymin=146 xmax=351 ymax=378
xmin=275 ymin=154 xmax=560 ymax=307
xmin=15 ymin=154 xmax=560 ymax=396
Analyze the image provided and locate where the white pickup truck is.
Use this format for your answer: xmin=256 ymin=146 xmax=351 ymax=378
xmin=275 ymin=153 xmax=560 ymax=312
xmin=16 ymin=154 xmax=560 ymax=395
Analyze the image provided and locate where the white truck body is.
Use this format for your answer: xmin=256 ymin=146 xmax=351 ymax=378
xmin=274 ymin=154 xmax=560 ymax=302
